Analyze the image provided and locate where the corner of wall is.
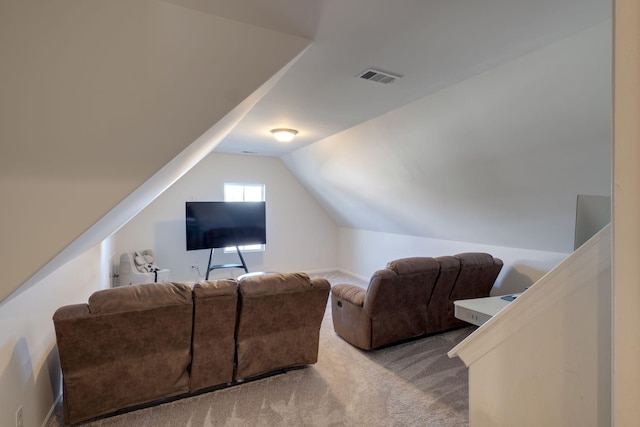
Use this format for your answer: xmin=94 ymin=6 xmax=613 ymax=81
xmin=0 ymin=242 xmax=110 ymax=427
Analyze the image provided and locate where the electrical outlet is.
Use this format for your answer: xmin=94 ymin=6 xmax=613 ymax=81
xmin=15 ymin=406 xmax=23 ymax=427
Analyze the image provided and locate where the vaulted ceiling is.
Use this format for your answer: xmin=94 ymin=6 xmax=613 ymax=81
xmin=216 ymin=0 xmax=611 ymax=253
xmin=283 ymin=21 xmax=611 ymax=253
xmin=215 ymin=0 xmax=611 ymax=156
xmin=0 ymin=0 xmax=611 ymax=302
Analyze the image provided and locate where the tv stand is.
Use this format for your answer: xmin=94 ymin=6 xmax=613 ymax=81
xmin=205 ymin=247 xmax=249 ymax=280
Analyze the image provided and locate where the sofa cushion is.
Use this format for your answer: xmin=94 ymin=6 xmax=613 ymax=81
xmin=238 ymin=271 xmax=318 ymax=296
xmin=88 ymin=282 xmax=191 ymax=314
xmin=426 ymin=256 xmax=461 ymax=333
xmin=387 ymin=256 xmax=440 ymax=275
xmin=364 ymin=257 xmax=440 ymax=317
xmin=452 ymin=252 xmax=503 ymax=300
xmin=442 ymin=252 xmax=503 ymax=330
xmin=235 ymin=272 xmax=330 ymax=379
xmin=190 ymin=279 xmax=238 ymax=392
xmin=362 ymin=257 xmax=441 ymax=348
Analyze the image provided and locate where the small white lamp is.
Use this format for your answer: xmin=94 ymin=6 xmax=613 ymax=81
xmin=270 ymin=128 xmax=298 ymax=143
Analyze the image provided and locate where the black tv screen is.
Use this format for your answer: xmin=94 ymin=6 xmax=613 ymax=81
xmin=185 ymin=201 xmax=266 ymax=250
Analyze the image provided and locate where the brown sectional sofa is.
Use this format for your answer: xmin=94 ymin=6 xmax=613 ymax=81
xmin=331 ymin=257 xmax=441 ymax=350
xmin=331 ymin=253 xmax=503 ymax=350
xmin=236 ymin=272 xmax=332 ymax=380
xmin=53 ymin=272 xmax=330 ymax=425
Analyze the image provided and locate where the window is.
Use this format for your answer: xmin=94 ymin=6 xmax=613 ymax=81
xmin=224 ymin=183 xmax=265 ymax=252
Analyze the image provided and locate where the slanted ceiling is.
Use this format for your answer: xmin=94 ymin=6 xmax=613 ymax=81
xmin=0 ymin=0 xmax=311 ymax=302
xmin=0 ymin=0 xmax=611 ymax=303
xmin=283 ymin=22 xmax=611 ymax=254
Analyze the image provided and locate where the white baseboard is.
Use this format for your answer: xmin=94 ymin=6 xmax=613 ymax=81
xmin=303 ymin=267 xmax=339 ymax=275
xmin=336 ymin=268 xmax=369 ymax=283
xmin=303 ymin=267 xmax=369 ymax=283
xmin=42 ymin=393 xmax=61 ymax=427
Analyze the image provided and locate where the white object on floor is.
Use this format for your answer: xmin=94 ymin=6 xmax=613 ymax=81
xmin=454 ymin=293 xmax=522 ymax=326
xmin=118 ymin=249 xmax=171 ymax=286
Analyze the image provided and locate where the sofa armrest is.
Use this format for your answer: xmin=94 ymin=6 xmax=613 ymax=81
xmin=331 ymin=284 xmax=371 ymax=350
xmin=53 ymin=304 xmax=90 ymax=321
xmin=331 ymin=284 xmax=366 ymax=307
xmin=310 ymin=278 xmax=331 ymax=292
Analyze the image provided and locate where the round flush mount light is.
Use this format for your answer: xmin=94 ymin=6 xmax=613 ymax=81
xmin=270 ymin=128 xmax=298 ymax=143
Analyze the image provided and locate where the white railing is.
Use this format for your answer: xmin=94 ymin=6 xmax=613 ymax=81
xmin=448 ymin=223 xmax=611 ymax=426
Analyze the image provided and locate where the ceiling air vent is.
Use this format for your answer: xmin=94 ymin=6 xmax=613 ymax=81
xmin=357 ymin=68 xmax=402 ymax=84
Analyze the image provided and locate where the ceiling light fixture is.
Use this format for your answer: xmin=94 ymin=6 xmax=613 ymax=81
xmin=270 ymin=128 xmax=298 ymax=143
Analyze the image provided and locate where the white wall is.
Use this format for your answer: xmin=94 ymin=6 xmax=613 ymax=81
xmin=284 ymin=21 xmax=611 ymax=255
xmin=0 ymin=239 xmax=113 ymax=427
xmin=0 ymin=0 xmax=310 ymax=303
xmin=450 ymin=225 xmax=611 ymax=426
xmin=114 ymin=152 xmax=339 ymax=282
xmin=338 ymin=228 xmax=568 ymax=295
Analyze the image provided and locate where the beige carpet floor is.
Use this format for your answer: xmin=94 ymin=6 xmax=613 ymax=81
xmin=46 ymin=271 xmax=474 ymax=426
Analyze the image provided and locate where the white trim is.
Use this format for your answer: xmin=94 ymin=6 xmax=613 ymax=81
xmin=303 ymin=268 xmax=369 ymax=283
xmin=336 ymin=268 xmax=369 ymax=283
xmin=303 ymin=267 xmax=340 ymax=275
xmin=42 ymin=393 xmax=62 ymax=427
xmin=448 ymin=223 xmax=611 ymax=365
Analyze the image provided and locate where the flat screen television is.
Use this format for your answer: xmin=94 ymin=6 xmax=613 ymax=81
xmin=185 ymin=201 xmax=266 ymax=250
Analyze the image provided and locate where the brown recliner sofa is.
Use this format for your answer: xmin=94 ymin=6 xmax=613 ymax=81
xmin=442 ymin=252 xmax=503 ymax=330
xmin=53 ymin=282 xmax=194 ymax=425
xmin=235 ymin=272 xmax=331 ymax=379
xmin=331 ymin=257 xmax=441 ymax=350
xmin=53 ymin=273 xmax=329 ymax=425
xmin=331 ymin=253 xmax=503 ymax=350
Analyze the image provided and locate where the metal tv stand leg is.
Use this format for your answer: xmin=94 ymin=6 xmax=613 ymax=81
xmin=205 ymin=247 xmax=249 ymax=280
